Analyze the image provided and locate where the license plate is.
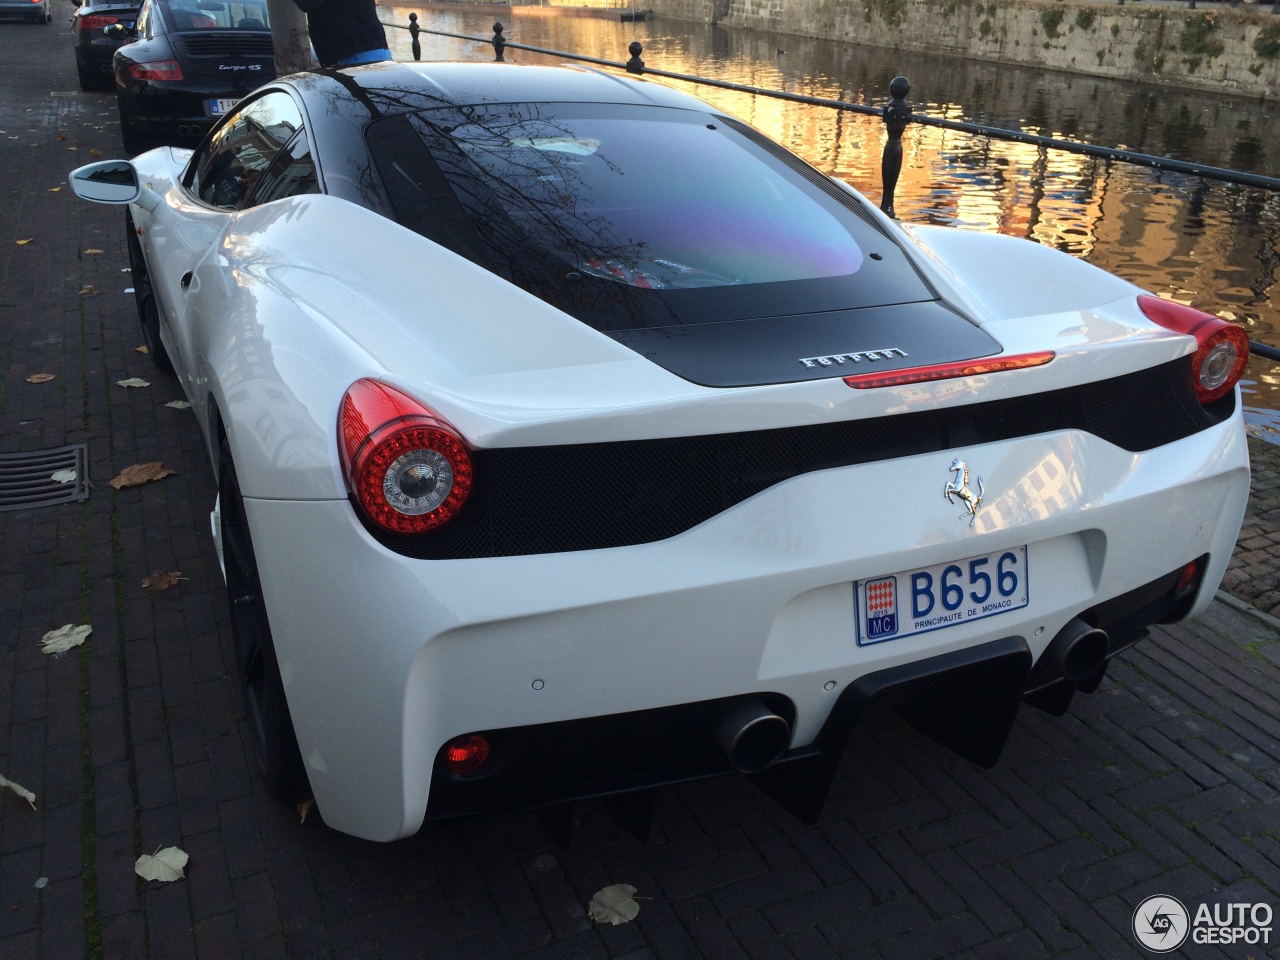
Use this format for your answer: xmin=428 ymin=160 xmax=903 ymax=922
xmin=855 ymin=546 xmax=1029 ymax=646
xmin=209 ymin=98 xmax=238 ymax=116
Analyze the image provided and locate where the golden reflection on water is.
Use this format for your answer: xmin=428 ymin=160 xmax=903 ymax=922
xmin=382 ymin=4 xmax=1280 ymax=427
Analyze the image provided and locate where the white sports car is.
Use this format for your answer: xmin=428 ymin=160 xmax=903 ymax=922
xmin=70 ymin=60 xmax=1250 ymax=843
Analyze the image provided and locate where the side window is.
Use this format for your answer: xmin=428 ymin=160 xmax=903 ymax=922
xmin=186 ymin=92 xmax=305 ymax=210
xmin=244 ymin=130 xmax=319 ymax=206
xmin=135 ymin=0 xmax=150 ymax=37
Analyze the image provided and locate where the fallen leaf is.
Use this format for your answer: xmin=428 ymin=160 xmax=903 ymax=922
xmin=297 ymin=798 xmax=314 ymax=824
xmin=134 ymin=846 xmax=188 ymax=883
xmin=135 ymin=345 xmax=149 ymax=354
xmin=56 ymin=134 xmax=67 ymax=141
xmin=16 ymin=239 xmax=32 ymax=245
xmin=141 ymin=571 xmax=185 ymax=591
xmin=0 ymin=774 xmax=37 ymax=810
xmin=90 ymin=148 xmax=102 ymax=157
xmin=26 ymin=373 xmax=55 ymax=383
xmin=110 ymin=461 xmax=176 ymax=489
xmin=40 ymin=623 xmax=91 ymax=654
xmin=116 ymin=377 xmax=150 ymax=388
xmin=80 ymin=284 xmax=97 ymax=296
xmin=85 ymin=248 xmax=104 ymax=255
xmin=34 ymin=878 xmax=48 ymax=889
xmin=588 ymin=884 xmax=640 ymax=925
xmin=50 ymin=469 xmax=77 ymax=484
xmin=48 ymin=186 xmax=61 ymax=192
xmin=164 ymin=400 xmax=191 ymax=410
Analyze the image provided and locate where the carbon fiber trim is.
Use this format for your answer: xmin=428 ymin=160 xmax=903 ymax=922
xmin=363 ymin=356 xmax=1233 ymax=560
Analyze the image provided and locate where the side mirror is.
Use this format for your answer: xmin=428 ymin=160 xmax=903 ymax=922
xmin=104 ymin=22 xmax=126 ymax=37
xmin=69 ymin=160 xmax=161 ymax=210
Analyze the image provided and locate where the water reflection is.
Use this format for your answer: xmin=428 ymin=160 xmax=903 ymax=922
xmin=382 ymin=4 xmax=1280 ymax=425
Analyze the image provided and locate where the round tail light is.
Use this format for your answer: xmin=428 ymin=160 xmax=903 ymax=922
xmin=339 ymin=379 xmax=473 ymax=534
xmin=1137 ymin=295 xmax=1249 ymax=404
xmin=445 ymin=735 xmax=490 ymax=774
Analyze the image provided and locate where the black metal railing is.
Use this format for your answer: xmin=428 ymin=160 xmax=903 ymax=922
xmin=389 ymin=15 xmax=1280 ymax=359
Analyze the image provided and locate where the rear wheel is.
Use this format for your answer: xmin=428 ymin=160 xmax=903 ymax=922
xmin=219 ymin=439 xmax=311 ymax=803
xmin=124 ymin=211 xmax=173 ymax=371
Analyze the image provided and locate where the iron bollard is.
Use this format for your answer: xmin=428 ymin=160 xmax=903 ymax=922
xmin=492 ymin=21 xmax=506 ymax=62
xmin=880 ymin=75 xmax=911 ymax=219
xmin=408 ymin=12 xmax=421 ymax=62
xmin=626 ymin=40 xmax=645 ymax=74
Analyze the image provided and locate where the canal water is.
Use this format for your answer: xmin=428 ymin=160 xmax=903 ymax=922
xmin=383 ymin=3 xmax=1280 ymax=436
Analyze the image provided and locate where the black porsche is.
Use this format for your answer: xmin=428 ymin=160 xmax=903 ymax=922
xmin=111 ymin=0 xmax=276 ymax=154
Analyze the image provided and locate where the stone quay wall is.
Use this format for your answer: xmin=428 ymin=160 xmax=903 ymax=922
xmin=645 ymin=0 xmax=1280 ymax=100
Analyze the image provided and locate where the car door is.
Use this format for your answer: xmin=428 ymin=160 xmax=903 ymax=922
xmin=148 ymin=90 xmax=307 ymax=394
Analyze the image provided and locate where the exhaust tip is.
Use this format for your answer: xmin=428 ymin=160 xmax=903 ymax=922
xmin=1051 ymin=618 xmax=1109 ymax=683
xmin=718 ymin=700 xmax=791 ymax=774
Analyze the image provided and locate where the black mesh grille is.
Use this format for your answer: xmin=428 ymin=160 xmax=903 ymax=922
xmin=365 ymin=357 xmax=1233 ymax=560
xmin=178 ymin=32 xmax=273 ymax=56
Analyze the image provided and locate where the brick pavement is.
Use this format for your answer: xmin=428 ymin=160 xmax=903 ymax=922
xmin=1 ymin=18 xmax=1278 ymax=960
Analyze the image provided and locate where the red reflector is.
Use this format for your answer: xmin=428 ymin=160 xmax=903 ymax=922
xmin=842 ymin=351 xmax=1055 ymax=390
xmin=1176 ymin=560 xmax=1199 ymax=595
xmin=445 ymin=735 xmax=490 ymax=774
xmin=130 ymin=61 xmax=183 ymax=82
xmin=79 ymin=13 xmax=118 ymax=27
xmin=1137 ymin=295 xmax=1249 ymax=404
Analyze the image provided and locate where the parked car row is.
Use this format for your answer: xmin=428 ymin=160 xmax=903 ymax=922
xmin=0 ymin=0 xmax=51 ymax=25
xmin=69 ymin=0 xmax=275 ymax=152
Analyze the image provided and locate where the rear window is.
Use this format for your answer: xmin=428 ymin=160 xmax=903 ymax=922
xmin=161 ymin=0 xmax=268 ymax=30
xmin=367 ymin=103 xmax=926 ymax=331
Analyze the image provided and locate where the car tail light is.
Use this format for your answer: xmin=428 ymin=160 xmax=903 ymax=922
xmin=79 ymin=13 xmax=118 ymax=27
xmin=1137 ymin=295 xmax=1249 ymax=404
xmin=129 ymin=61 xmax=183 ymax=82
xmin=1175 ymin=559 xmax=1201 ymax=598
xmin=444 ymin=735 xmax=490 ymax=774
xmin=339 ymin=379 xmax=473 ymax=534
xmin=842 ymin=351 xmax=1055 ymax=390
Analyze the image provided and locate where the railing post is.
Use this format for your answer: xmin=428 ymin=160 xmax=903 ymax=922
xmin=492 ymin=21 xmax=506 ymax=62
xmin=408 ymin=12 xmax=421 ymax=62
xmin=626 ymin=40 xmax=645 ymax=74
xmin=880 ymin=75 xmax=911 ymax=219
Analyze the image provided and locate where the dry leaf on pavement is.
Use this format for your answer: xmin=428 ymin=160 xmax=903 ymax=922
xmin=26 ymin=373 xmax=55 ymax=383
xmin=85 ymin=248 xmax=104 ymax=255
xmin=0 ymin=773 xmax=37 ymax=810
xmin=135 ymin=345 xmax=149 ymax=354
xmin=80 ymin=284 xmax=98 ymax=296
xmin=48 ymin=186 xmax=61 ymax=192
xmin=16 ymin=239 xmax=32 ymax=245
xmin=90 ymin=148 xmax=102 ymax=157
xmin=135 ymin=846 xmax=188 ymax=883
xmin=297 ymin=798 xmax=314 ymax=824
xmin=116 ymin=377 xmax=150 ymax=388
xmin=40 ymin=624 xmax=92 ymax=655
xmin=34 ymin=878 xmax=48 ymax=889
xmin=588 ymin=884 xmax=640 ymax=925
xmin=141 ymin=571 xmax=185 ymax=591
xmin=55 ymin=134 xmax=66 ymax=141
xmin=165 ymin=400 xmax=191 ymax=409
xmin=50 ymin=469 xmax=77 ymax=484
xmin=110 ymin=461 xmax=176 ymax=490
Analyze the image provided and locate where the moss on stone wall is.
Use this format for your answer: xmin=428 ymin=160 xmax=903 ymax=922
xmin=1040 ymin=7 xmax=1064 ymax=40
xmin=1074 ymin=9 xmax=1095 ymax=32
xmin=1179 ymin=13 xmax=1224 ymax=60
xmin=1255 ymin=22 xmax=1280 ymax=61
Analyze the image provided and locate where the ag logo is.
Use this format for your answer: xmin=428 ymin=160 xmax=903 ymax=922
xmin=1133 ymin=895 xmax=1190 ymax=952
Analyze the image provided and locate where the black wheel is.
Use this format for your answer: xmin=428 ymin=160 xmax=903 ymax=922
xmin=219 ymin=439 xmax=311 ymax=803
xmin=117 ymin=99 xmax=150 ymax=155
xmin=124 ymin=211 xmax=173 ymax=371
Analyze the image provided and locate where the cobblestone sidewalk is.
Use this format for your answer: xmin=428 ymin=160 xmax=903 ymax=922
xmin=1 ymin=19 xmax=1278 ymax=960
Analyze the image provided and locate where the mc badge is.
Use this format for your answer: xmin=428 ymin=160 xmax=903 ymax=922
xmin=862 ymin=576 xmax=898 ymax=640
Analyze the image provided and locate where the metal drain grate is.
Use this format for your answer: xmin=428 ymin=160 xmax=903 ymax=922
xmin=0 ymin=444 xmax=90 ymax=512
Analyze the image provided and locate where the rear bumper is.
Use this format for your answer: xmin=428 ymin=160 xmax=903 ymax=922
xmin=242 ymin=407 xmax=1250 ymax=841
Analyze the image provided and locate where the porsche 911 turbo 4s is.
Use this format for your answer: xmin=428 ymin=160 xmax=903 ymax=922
xmin=69 ymin=60 xmax=1250 ymax=842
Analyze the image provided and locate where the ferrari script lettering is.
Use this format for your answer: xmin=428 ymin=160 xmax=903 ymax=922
xmin=798 ymin=347 xmax=907 ymax=368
